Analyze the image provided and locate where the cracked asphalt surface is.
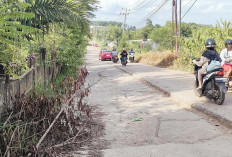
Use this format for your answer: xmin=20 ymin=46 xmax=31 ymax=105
xmin=85 ymin=46 xmax=232 ymax=157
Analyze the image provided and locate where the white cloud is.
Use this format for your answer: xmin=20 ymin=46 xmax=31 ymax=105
xmin=203 ymin=3 xmax=224 ymax=13
xmin=93 ymin=0 xmax=232 ymax=26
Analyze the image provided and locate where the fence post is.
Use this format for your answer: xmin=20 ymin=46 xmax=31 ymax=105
xmin=4 ymin=63 xmax=10 ymax=106
xmin=31 ymin=56 xmax=36 ymax=91
xmin=40 ymin=48 xmax=46 ymax=88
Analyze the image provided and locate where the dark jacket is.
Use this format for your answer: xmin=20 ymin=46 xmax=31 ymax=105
xmin=120 ymin=50 xmax=128 ymax=57
xmin=202 ymin=49 xmax=221 ymax=64
xmin=195 ymin=49 xmax=221 ymax=71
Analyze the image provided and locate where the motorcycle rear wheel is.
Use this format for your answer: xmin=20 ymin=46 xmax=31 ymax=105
xmin=121 ymin=62 xmax=126 ymax=66
xmin=214 ymin=84 xmax=225 ymax=105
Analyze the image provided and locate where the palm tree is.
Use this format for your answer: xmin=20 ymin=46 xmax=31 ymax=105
xmin=24 ymin=0 xmax=98 ymax=81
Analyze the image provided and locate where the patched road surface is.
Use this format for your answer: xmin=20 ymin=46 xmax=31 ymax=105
xmin=86 ymin=46 xmax=232 ymax=157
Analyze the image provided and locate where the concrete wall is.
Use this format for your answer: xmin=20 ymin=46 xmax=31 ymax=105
xmin=0 ymin=65 xmax=59 ymax=113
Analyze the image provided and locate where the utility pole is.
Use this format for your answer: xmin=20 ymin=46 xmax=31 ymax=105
xmin=178 ymin=0 xmax=181 ymax=53
xmin=171 ymin=0 xmax=175 ymax=52
xmin=172 ymin=0 xmax=179 ymax=53
xmin=179 ymin=0 xmax=181 ymax=38
xmin=174 ymin=0 xmax=178 ymax=53
xmin=121 ymin=8 xmax=130 ymax=31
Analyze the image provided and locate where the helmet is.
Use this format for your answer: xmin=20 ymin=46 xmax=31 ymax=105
xmin=131 ymin=48 xmax=133 ymax=51
xmin=123 ymin=48 xmax=126 ymax=51
xmin=205 ymin=38 xmax=216 ymax=48
xmin=225 ymin=39 xmax=232 ymax=48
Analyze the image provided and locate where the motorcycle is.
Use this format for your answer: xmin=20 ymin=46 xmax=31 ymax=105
xmin=112 ymin=55 xmax=119 ymax=63
xmin=194 ymin=59 xmax=228 ymax=105
xmin=121 ymin=57 xmax=127 ymax=66
xmin=129 ymin=53 xmax=135 ymax=63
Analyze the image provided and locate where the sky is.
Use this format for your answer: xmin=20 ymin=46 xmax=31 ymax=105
xmin=92 ymin=0 xmax=232 ymax=28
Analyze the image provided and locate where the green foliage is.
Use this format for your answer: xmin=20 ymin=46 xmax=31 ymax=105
xmin=127 ymin=41 xmax=140 ymax=53
xmin=177 ymin=20 xmax=232 ymax=71
xmin=0 ymin=0 xmax=38 ymax=77
xmin=146 ymin=19 xmax=153 ymax=27
xmin=56 ymin=26 xmax=88 ymax=70
xmin=133 ymin=29 xmax=146 ymax=40
xmin=106 ymin=25 xmax=123 ymax=46
xmin=133 ymin=19 xmax=154 ymax=40
xmin=181 ymin=23 xmax=192 ymax=38
xmin=149 ymin=21 xmax=206 ymax=51
xmin=41 ymin=24 xmax=88 ymax=72
xmin=117 ymin=31 xmax=134 ymax=51
xmin=151 ymin=21 xmax=172 ymax=50
xmin=25 ymin=0 xmax=96 ymax=31
xmin=0 ymin=0 xmax=98 ymax=78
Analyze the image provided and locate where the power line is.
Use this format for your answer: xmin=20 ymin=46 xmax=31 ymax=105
xmin=130 ymin=0 xmax=144 ymax=9
xmin=181 ymin=0 xmax=197 ymax=19
xmin=129 ymin=0 xmax=159 ymax=15
xmin=136 ymin=0 xmax=158 ymax=10
xmin=135 ymin=0 xmax=170 ymax=27
xmin=136 ymin=0 xmax=166 ymax=25
xmin=153 ymin=3 xmax=171 ymax=24
xmin=182 ymin=0 xmax=194 ymax=9
xmin=147 ymin=0 xmax=170 ymax=19
xmin=152 ymin=1 xmax=170 ymax=17
xmin=135 ymin=0 xmax=166 ymax=28
xmin=131 ymin=0 xmax=149 ymax=11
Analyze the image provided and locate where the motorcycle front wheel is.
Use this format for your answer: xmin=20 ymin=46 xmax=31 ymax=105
xmin=214 ymin=84 xmax=225 ymax=105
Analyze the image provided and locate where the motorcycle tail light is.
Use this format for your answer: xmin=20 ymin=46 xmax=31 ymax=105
xmin=217 ymin=71 xmax=224 ymax=76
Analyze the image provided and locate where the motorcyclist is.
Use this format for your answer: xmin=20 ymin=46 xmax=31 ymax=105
xmin=112 ymin=48 xmax=118 ymax=59
xmin=193 ymin=38 xmax=221 ymax=92
xmin=120 ymin=48 xmax=128 ymax=62
xmin=220 ymin=39 xmax=232 ymax=79
xmin=129 ymin=48 xmax=135 ymax=55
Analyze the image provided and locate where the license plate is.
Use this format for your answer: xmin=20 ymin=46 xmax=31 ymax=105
xmin=215 ymin=78 xmax=228 ymax=83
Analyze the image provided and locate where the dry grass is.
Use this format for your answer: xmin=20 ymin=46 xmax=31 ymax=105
xmin=135 ymin=51 xmax=179 ymax=68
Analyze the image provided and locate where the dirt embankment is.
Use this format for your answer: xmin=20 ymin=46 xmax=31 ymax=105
xmin=135 ymin=51 xmax=179 ymax=68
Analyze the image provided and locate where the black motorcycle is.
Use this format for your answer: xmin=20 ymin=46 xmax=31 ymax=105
xmin=129 ymin=53 xmax=134 ymax=63
xmin=121 ymin=57 xmax=127 ymax=66
xmin=194 ymin=59 xmax=228 ymax=105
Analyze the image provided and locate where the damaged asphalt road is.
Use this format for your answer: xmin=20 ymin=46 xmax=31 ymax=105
xmin=85 ymin=46 xmax=232 ymax=157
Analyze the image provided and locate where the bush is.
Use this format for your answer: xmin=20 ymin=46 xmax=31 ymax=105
xmin=177 ymin=20 xmax=232 ymax=72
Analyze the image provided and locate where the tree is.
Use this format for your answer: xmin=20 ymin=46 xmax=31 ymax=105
xmin=106 ymin=25 xmax=123 ymax=46
xmin=151 ymin=21 xmax=172 ymax=50
xmin=0 ymin=0 xmax=37 ymax=77
xmin=181 ymin=23 xmax=192 ymax=38
xmin=154 ymin=24 xmax=161 ymax=28
xmin=133 ymin=19 xmax=154 ymax=40
xmin=146 ymin=19 xmax=153 ymax=27
xmin=128 ymin=26 xmax=136 ymax=31
xmin=25 ymin=0 xmax=98 ymax=81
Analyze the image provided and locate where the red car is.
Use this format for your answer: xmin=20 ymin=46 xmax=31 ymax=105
xmin=99 ymin=50 xmax=112 ymax=61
